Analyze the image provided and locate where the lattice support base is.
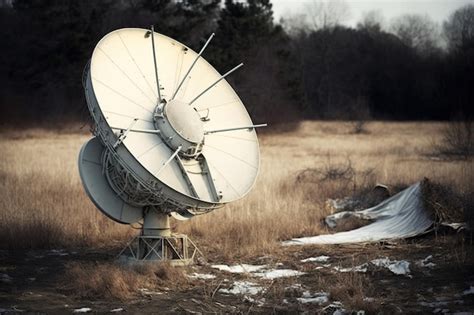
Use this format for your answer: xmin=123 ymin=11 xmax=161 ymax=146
xmin=118 ymin=233 xmax=202 ymax=266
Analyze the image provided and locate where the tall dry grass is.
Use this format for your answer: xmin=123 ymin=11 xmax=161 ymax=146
xmin=0 ymin=122 xmax=472 ymax=258
xmin=62 ymin=261 xmax=188 ymax=300
xmin=0 ymin=129 xmax=132 ymax=249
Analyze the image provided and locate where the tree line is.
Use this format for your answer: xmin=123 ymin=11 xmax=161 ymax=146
xmin=0 ymin=0 xmax=473 ymax=126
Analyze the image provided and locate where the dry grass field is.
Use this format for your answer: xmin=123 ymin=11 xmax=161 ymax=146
xmin=0 ymin=121 xmax=473 ymax=313
xmin=1 ymin=121 xmax=471 ymax=253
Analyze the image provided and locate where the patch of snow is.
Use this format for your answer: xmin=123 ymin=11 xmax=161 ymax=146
xmin=462 ymin=286 xmax=474 ymax=295
xmin=48 ymin=249 xmax=69 ymax=256
xmin=0 ymin=273 xmax=12 ymax=283
xmin=441 ymin=222 xmax=467 ymax=230
xmin=370 ymin=257 xmax=390 ymax=267
xmin=416 ymin=255 xmax=436 ymax=268
xmin=297 ymin=291 xmax=329 ymax=305
xmin=139 ymin=288 xmax=163 ymax=295
xmin=387 ymin=260 xmax=410 ymax=275
xmin=73 ymin=308 xmax=92 ymax=313
xmin=301 ymin=290 xmax=311 ymax=297
xmin=333 ymin=258 xmax=410 ymax=276
xmin=110 ymin=308 xmax=124 ymax=312
xmin=211 ymin=263 xmax=304 ymax=279
xmin=420 ymin=300 xmax=464 ymax=308
xmin=462 ymin=285 xmax=474 ymax=295
xmin=219 ymin=281 xmax=264 ymax=296
xmin=334 ymin=264 xmax=368 ymax=273
xmin=245 ymin=296 xmax=266 ymax=306
xmin=301 ymin=255 xmax=330 ymax=263
xmin=420 ymin=301 xmax=449 ymax=307
xmin=371 ymin=258 xmax=410 ymax=276
xmin=215 ymin=302 xmax=232 ymax=309
xmin=211 ymin=264 xmax=267 ymax=273
xmin=436 ymin=296 xmax=456 ymax=302
xmin=363 ymin=297 xmax=375 ymax=303
xmin=187 ymin=272 xmax=216 ymax=280
xmin=254 ymin=269 xmax=305 ymax=279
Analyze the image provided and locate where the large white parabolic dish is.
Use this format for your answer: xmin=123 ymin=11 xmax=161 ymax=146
xmin=83 ymin=28 xmax=260 ymax=220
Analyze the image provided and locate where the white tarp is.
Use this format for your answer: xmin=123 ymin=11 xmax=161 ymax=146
xmin=283 ymin=182 xmax=433 ymax=245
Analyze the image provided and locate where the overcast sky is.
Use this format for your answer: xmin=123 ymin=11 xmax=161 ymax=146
xmin=271 ymin=0 xmax=474 ymax=26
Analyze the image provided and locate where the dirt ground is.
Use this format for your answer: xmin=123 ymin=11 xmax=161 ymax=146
xmin=1 ymin=232 xmax=473 ymax=314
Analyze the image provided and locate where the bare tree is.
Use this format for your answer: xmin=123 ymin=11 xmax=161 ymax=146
xmin=280 ymin=12 xmax=310 ymax=37
xmin=305 ymin=0 xmax=351 ymax=30
xmin=443 ymin=4 xmax=474 ymax=52
xmin=0 ymin=0 xmax=12 ymax=7
xmin=390 ymin=14 xmax=441 ymax=55
xmin=357 ymin=10 xmax=385 ymax=33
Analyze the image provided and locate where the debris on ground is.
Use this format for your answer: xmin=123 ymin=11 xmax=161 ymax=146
xmin=284 ymin=179 xmax=468 ymax=245
xmin=325 ymin=197 xmax=361 ymax=214
xmin=325 ymin=184 xmax=391 ymax=214
xmin=296 ymin=291 xmax=329 ymax=304
xmin=219 ymin=281 xmax=264 ymax=296
xmin=283 ymin=182 xmax=431 ymax=245
xmin=321 ymin=301 xmax=346 ymax=314
xmin=416 ymin=255 xmax=436 ymax=268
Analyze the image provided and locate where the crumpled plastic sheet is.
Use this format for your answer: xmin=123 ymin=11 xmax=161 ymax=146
xmin=283 ymin=182 xmax=434 ymax=245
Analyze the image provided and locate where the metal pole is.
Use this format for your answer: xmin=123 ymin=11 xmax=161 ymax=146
xmin=204 ymin=124 xmax=267 ymax=135
xmin=189 ymin=63 xmax=243 ymax=105
xmin=156 ymin=145 xmax=182 ymax=176
xmin=110 ymin=126 xmax=161 ymax=135
xmin=150 ymin=25 xmax=162 ymax=104
xmin=113 ymin=118 xmax=139 ymax=148
xmin=172 ymin=33 xmax=215 ymax=100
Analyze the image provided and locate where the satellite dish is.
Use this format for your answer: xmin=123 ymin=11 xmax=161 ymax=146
xmin=79 ymin=27 xmax=265 ymax=264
